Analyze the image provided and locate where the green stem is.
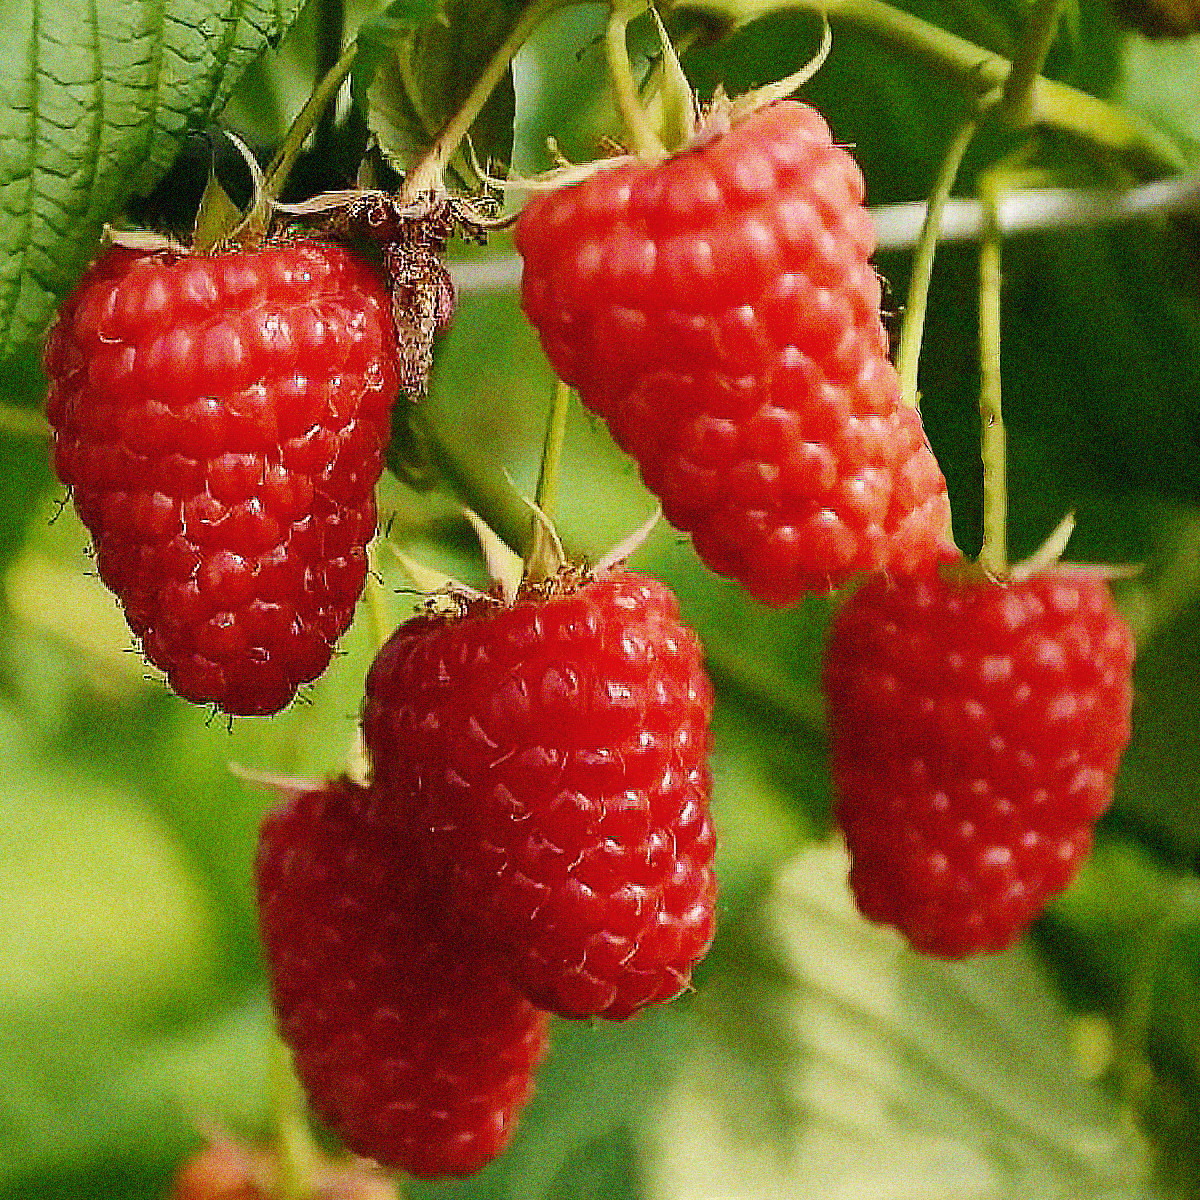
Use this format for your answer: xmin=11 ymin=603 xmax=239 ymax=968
xmin=896 ymin=109 xmax=986 ymax=410
xmin=534 ymin=380 xmax=571 ymax=520
xmin=271 ymin=1036 xmax=320 ymax=1200
xmin=999 ymin=0 xmax=1065 ymax=127
xmin=402 ymin=0 xmax=567 ymax=196
xmin=526 ymin=379 xmax=572 ymax=579
xmin=411 ymin=407 xmax=537 ymax=558
xmin=977 ymin=177 xmax=1007 ymax=576
xmin=264 ymin=39 xmax=359 ymax=196
xmin=314 ymin=0 xmax=347 ymax=151
xmin=606 ymin=0 xmax=668 ymax=162
xmin=680 ymin=0 xmax=1184 ymax=175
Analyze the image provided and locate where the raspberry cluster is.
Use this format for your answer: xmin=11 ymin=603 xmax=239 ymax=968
xmin=257 ymin=567 xmax=717 ymax=1177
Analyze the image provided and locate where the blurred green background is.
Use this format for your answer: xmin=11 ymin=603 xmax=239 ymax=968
xmin=1 ymin=0 xmax=1199 ymax=1195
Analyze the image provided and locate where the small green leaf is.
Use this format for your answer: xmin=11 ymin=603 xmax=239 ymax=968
xmin=0 ymin=0 xmax=307 ymax=360
xmin=362 ymin=0 xmax=523 ymax=188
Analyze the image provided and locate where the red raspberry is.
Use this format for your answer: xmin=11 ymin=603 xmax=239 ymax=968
xmin=361 ymin=568 xmax=717 ymax=1020
xmin=43 ymin=241 xmax=399 ymax=715
xmin=256 ymin=777 xmax=549 ymax=1179
xmin=822 ymin=563 xmax=1135 ymax=957
xmin=516 ymin=102 xmax=951 ymax=605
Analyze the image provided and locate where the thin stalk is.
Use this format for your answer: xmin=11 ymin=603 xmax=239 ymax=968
xmin=271 ymin=1036 xmax=320 ymax=1200
xmin=534 ymin=380 xmax=571 ymax=520
xmin=363 ymin=544 xmax=393 ymax=651
xmin=606 ymin=0 xmax=668 ymax=162
xmin=683 ymin=0 xmax=1184 ymax=175
xmin=977 ymin=178 xmax=1007 ymax=577
xmin=526 ymin=380 xmax=572 ymax=580
xmin=265 ymin=40 xmax=359 ymax=196
xmin=999 ymin=0 xmax=1065 ymax=127
xmin=896 ymin=110 xmax=986 ymax=410
xmin=402 ymin=0 xmax=567 ymax=196
xmin=314 ymin=0 xmax=347 ymax=151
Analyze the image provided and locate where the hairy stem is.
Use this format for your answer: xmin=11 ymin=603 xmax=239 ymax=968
xmin=977 ymin=178 xmax=1007 ymax=576
xmin=402 ymin=0 xmax=567 ymax=196
xmin=265 ymin=40 xmax=359 ymax=196
xmin=896 ymin=109 xmax=987 ymax=409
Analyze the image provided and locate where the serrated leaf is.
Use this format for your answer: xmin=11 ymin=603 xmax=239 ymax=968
xmin=659 ymin=841 xmax=1155 ymax=1200
xmin=0 ymin=0 xmax=307 ymax=360
xmin=363 ymin=0 xmax=523 ymax=188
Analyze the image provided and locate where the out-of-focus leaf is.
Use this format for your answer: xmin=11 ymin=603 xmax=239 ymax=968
xmin=0 ymin=0 xmax=307 ymax=360
xmin=655 ymin=841 xmax=1154 ymax=1200
xmin=407 ymin=1010 xmax=694 ymax=1200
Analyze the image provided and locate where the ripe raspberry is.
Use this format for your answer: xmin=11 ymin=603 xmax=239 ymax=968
xmin=516 ymin=101 xmax=951 ymax=604
xmin=44 ymin=241 xmax=399 ymax=715
xmin=256 ymin=777 xmax=549 ymax=1179
xmin=361 ymin=568 xmax=717 ymax=1020
xmin=822 ymin=563 xmax=1135 ymax=957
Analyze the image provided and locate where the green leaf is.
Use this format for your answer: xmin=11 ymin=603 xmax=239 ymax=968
xmin=0 ymin=0 xmax=307 ymax=360
xmin=362 ymin=0 xmax=523 ymax=188
xmin=666 ymin=841 xmax=1155 ymax=1199
xmin=358 ymin=0 xmax=444 ymax=48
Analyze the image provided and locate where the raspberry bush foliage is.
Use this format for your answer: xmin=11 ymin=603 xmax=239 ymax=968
xmin=3 ymin=0 xmax=1200 ymax=1196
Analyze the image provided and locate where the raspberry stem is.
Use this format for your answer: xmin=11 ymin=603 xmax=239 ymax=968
xmin=534 ymin=380 xmax=571 ymax=523
xmin=977 ymin=176 xmax=1008 ymax=577
xmin=270 ymin=1035 xmax=321 ymax=1200
xmin=402 ymin=0 xmax=567 ymax=196
xmin=998 ymin=0 xmax=1066 ymax=128
xmin=895 ymin=105 xmax=990 ymax=410
xmin=264 ymin=39 xmax=359 ymax=198
xmin=526 ymin=380 xmax=572 ymax=580
xmin=683 ymin=0 xmax=1184 ymax=175
xmin=606 ymin=0 xmax=669 ymax=162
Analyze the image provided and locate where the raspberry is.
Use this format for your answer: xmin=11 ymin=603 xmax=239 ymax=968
xmin=43 ymin=241 xmax=399 ymax=715
xmin=516 ymin=101 xmax=951 ymax=604
xmin=256 ymin=777 xmax=549 ymax=1179
xmin=361 ymin=568 xmax=717 ymax=1020
xmin=822 ymin=563 xmax=1135 ymax=957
